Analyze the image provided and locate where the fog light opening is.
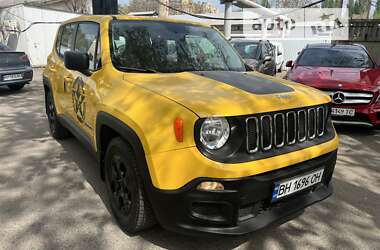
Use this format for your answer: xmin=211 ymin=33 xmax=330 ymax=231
xmin=197 ymin=181 xmax=224 ymax=191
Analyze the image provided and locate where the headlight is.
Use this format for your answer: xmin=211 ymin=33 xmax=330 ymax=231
xmin=376 ymin=93 xmax=380 ymax=103
xmin=200 ymin=117 xmax=230 ymax=150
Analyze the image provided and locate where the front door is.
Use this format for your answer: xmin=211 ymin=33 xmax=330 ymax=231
xmin=68 ymin=22 xmax=101 ymax=138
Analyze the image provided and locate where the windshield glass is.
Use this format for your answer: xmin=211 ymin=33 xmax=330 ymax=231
xmin=231 ymin=42 xmax=259 ymax=60
xmin=298 ymin=48 xmax=374 ymax=68
xmin=110 ymin=20 xmax=246 ymax=73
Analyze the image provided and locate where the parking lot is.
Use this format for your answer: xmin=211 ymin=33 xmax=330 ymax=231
xmin=0 ymin=70 xmax=379 ymax=250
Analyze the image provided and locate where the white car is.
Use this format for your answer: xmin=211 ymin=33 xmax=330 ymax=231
xmin=272 ymin=42 xmax=284 ymax=72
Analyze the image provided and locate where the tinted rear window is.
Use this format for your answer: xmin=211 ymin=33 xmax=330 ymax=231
xmin=298 ymin=48 xmax=374 ymax=68
xmin=0 ymin=43 xmax=10 ymax=51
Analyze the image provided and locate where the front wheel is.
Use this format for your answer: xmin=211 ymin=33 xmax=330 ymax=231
xmin=8 ymin=83 xmax=25 ymax=90
xmin=105 ymin=138 xmax=156 ymax=234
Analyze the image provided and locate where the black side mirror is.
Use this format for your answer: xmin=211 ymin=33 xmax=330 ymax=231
xmin=64 ymin=51 xmax=90 ymax=74
xmin=286 ymin=60 xmax=294 ymax=68
xmin=245 ymin=63 xmax=255 ymax=71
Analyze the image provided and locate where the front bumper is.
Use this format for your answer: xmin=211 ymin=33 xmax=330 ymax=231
xmin=332 ymin=103 xmax=380 ymax=127
xmin=0 ymin=67 xmax=33 ymax=86
xmin=148 ymin=151 xmax=337 ymax=236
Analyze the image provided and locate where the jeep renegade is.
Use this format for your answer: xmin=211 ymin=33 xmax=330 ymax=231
xmin=43 ymin=16 xmax=339 ymax=236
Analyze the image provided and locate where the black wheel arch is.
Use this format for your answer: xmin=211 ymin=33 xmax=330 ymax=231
xmin=96 ymin=112 xmax=153 ymax=189
xmin=43 ymin=76 xmax=52 ymax=92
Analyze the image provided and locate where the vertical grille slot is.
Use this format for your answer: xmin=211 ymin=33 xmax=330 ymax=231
xmin=245 ymin=105 xmax=327 ymax=154
xmin=308 ymin=108 xmax=317 ymax=139
xmin=274 ymin=113 xmax=285 ymax=147
xmin=246 ymin=117 xmax=259 ymax=153
xmin=286 ymin=111 xmax=297 ymax=145
xmin=261 ymin=115 xmax=273 ymax=151
xmin=298 ymin=110 xmax=307 ymax=142
xmin=317 ymin=107 xmax=325 ymax=136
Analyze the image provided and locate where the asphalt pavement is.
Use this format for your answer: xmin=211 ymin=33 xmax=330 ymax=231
xmin=0 ymin=71 xmax=379 ymax=250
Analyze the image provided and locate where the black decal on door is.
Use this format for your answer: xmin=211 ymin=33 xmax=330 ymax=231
xmin=72 ymin=77 xmax=86 ymax=123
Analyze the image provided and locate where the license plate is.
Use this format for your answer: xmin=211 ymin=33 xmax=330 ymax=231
xmin=272 ymin=168 xmax=324 ymax=202
xmin=331 ymin=108 xmax=355 ymax=117
xmin=3 ymin=73 xmax=23 ymax=81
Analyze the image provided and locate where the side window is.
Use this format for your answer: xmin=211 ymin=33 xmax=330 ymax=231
xmin=59 ymin=24 xmax=77 ymax=58
xmin=74 ymin=22 xmax=100 ymax=71
xmin=95 ymin=36 xmax=101 ymax=69
xmin=55 ymin=26 xmax=63 ymax=53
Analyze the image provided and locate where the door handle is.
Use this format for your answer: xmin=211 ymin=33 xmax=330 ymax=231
xmin=64 ymin=76 xmax=74 ymax=91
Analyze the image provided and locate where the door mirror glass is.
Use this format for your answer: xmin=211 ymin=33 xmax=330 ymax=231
xmin=64 ymin=51 xmax=90 ymax=73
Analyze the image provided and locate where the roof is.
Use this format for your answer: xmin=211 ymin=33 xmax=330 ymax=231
xmin=62 ymin=15 xmax=210 ymax=28
xmin=305 ymin=43 xmax=366 ymax=51
xmin=128 ymin=11 xmax=159 ymax=16
xmin=230 ymin=39 xmax=262 ymax=43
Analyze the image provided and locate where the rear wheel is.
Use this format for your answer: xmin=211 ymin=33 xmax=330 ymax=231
xmin=8 ymin=83 xmax=25 ymax=91
xmin=45 ymin=90 xmax=70 ymax=139
xmin=105 ymin=137 xmax=156 ymax=234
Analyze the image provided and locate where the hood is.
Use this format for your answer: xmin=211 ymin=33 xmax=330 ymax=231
xmin=124 ymin=71 xmax=330 ymax=118
xmin=290 ymin=66 xmax=380 ymax=92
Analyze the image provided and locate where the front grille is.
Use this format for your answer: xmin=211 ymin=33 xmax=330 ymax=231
xmin=246 ymin=106 xmax=327 ymax=153
xmin=325 ymin=91 xmax=373 ymax=104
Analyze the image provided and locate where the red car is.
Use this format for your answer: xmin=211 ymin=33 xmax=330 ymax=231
xmin=285 ymin=44 xmax=380 ymax=128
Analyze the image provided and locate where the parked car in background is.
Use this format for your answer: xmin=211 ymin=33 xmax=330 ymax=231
xmin=0 ymin=43 xmax=33 ymax=90
xmin=272 ymin=42 xmax=284 ymax=72
xmin=285 ymin=44 xmax=380 ymax=127
xmin=230 ymin=39 xmax=276 ymax=76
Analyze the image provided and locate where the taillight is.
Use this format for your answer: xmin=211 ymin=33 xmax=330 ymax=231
xmin=19 ymin=54 xmax=29 ymax=62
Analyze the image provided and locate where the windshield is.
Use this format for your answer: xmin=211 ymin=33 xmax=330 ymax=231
xmin=110 ymin=20 xmax=246 ymax=73
xmin=231 ymin=42 xmax=259 ymax=60
xmin=298 ymin=48 xmax=374 ymax=68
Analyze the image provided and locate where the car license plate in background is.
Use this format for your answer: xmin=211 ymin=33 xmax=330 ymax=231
xmin=332 ymin=108 xmax=355 ymax=117
xmin=3 ymin=73 xmax=23 ymax=81
xmin=272 ymin=169 xmax=324 ymax=202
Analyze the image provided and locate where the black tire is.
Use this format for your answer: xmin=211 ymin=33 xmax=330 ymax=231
xmin=8 ymin=83 xmax=25 ymax=91
xmin=45 ymin=89 xmax=70 ymax=139
xmin=105 ymin=137 xmax=156 ymax=234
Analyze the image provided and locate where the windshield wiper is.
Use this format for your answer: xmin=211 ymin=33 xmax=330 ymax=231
xmin=117 ymin=66 xmax=158 ymax=73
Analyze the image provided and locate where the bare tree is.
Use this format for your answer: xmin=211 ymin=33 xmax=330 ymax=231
xmin=274 ymin=0 xmax=315 ymax=8
xmin=65 ymin=0 xmax=89 ymax=14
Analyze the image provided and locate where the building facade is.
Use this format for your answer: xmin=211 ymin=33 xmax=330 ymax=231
xmin=0 ymin=2 xmax=88 ymax=66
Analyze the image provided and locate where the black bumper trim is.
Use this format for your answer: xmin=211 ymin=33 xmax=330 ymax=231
xmin=181 ymin=185 xmax=332 ymax=235
xmin=146 ymin=151 xmax=337 ymax=236
xmin=0 ymin=68 xmax=33 ymax=85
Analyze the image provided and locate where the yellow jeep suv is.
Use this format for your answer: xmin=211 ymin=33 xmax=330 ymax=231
xmin=43 ymin=15 xmax=339 ymax=236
